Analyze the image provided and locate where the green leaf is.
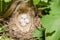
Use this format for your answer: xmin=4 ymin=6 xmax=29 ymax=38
xmin=41 ymin=15 xmax=60 ymax=40
xmin=33 ymin=28 xmax=44 ymax=40
xmin=50 ymin=0 xmax=60 ymax=15
xmin=33 ymin=0 xmax=40 ymax=5
xmin=4 ymin=0 xmax=11 ymax=3
xmin=33 ymin=29 xmax=42 ymax=37
xmin=41 ymin=0 xmax=48 ymax=3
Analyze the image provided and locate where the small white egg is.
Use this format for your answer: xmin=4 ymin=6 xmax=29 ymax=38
xmin=25 ymin=18 xmax=30 ymax=23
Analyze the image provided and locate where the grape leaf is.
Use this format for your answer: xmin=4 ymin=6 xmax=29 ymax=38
xmin=33 ymin=28 xmax=44 ymax=40
xmin=41 ymin=0 xmax=60 ymax=40
xmin=41 ymin=15 xmax=60 ymax=40
xmin=50 ymin=0 xmax=60 ymax=15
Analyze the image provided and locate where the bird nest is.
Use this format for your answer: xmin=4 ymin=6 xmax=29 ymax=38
xmin=4 ymin=1 xmax=41 ymax=40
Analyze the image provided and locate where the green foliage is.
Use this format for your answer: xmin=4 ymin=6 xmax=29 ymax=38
xmin=0 ymin=26 xmax=13 ymax=40
xmin=0 ymin=0 xmax=12 ymax=16
xmin=41 ymin=15 xmax=60 ymax=40
xmin=50 ymin=0 xmax=60 ymax=15
xmin=33 ymin=0 xmax=48 ymax=5
xmin=41 ymin=0 xmax=60 ymax=40
xmin=0 ymin=26 xmax=5 ymax=33
xmin=33 ymin=0 xmax=40 ymax=5
xmin=33 ymin=29 xmax=41 ymax=38
xmin=33 ymin=28 xmax=44 ymax=40
xmin=33 ymin=0 xmax=49 ymax=40
xmin=33 ymin=0 xmax=60 ymax=40
xmin=0 ymin=36 xmax=13 ymax=40
xmin=41 ymin=0 xmax=48 ymax=3
xmin=4 ymin=0 xmax=12 ymax=3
